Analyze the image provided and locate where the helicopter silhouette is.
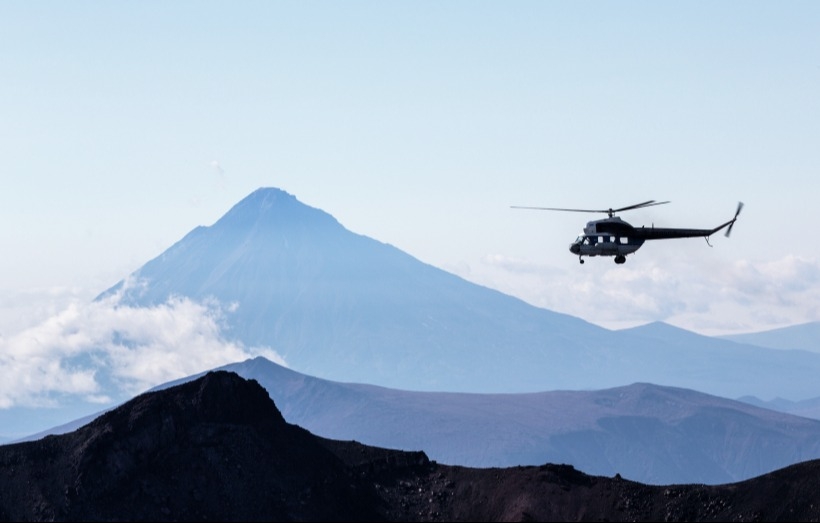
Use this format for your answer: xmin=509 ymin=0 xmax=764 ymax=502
xmin=511 ymin=200 xmax=743 ymax=264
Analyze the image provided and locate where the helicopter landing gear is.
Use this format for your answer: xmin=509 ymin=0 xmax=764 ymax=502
xmin=579 ymin=258 xmax=584 ymax=264
xmin=614 ymin=255 xmax=626 ymax=264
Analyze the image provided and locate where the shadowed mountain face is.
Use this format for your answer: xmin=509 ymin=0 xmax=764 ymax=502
xmin=154 ymin=357 xmax=820 ymax=486
xmin=3 ymin=371 xmax=820 ymax=522
xmin=0 ymin=371 xmax=386 ymax=522
xmin=97 ymin=187 xmax=820 ymax=400
xmin=24 ymin=356 xmax=820 ymax=486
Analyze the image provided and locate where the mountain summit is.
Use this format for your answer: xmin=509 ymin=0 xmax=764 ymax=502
xmin=99 ymin=187 xmax=820 ymax=398
xmin=101 ymin=187 xmax=602 ymax=392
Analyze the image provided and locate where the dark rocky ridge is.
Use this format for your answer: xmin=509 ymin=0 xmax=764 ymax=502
xmin=1 ymin=371 xmax=819 ymax=522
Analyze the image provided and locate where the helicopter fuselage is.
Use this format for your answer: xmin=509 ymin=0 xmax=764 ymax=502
xmin=568 ymin=212 xmax=741 ymax=264
xmin=569 ymin=217 xmax=645 ymax=263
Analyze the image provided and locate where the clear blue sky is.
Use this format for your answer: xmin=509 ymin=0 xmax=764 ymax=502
xmin=1 ymin=1 xmax=819 ymax=342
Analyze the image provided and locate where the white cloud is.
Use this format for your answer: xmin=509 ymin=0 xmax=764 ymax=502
xmin=463 ymin=253 xmax=820 ymax=336
xmin=4 ymin=252 xmax=818 ymax=411
xmin=0 ymin=292 xmax=286 ymax=409
xmin=480 ymin=254 xmax=551 ymax=275
xmin=0 ymin=285 xmax=94 ymax=336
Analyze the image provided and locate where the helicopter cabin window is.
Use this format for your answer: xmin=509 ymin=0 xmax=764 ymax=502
xmin=619 ymin=236 xmax=628 ymax=244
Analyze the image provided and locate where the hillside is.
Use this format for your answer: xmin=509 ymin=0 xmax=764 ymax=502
xmin=23 ymin=355 xmax=820 ymax=486
xmin=2 ymin=371 xmax=819 ymax=522
xmin=718 ymin=321 xmax=820 ymax=353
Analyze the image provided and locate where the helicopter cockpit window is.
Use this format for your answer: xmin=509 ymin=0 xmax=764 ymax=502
xmin=579 ymin=235 xmax=595 ymax=245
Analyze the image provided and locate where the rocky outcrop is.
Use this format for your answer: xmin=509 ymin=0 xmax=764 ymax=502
xmin=1 ymin=371 xmax=819 ymax=522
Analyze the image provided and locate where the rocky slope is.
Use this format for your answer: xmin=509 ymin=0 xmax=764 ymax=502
xmin=1 ymin=371 xmax=819 ymax=522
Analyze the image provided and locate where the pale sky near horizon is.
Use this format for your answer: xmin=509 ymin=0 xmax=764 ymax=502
xmin=2 ymin=0 xmax=819 ymax=350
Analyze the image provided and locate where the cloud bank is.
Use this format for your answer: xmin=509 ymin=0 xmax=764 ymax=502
xmin=0 ymin=291 xmax=285 ymax=410
xmin=3 ymin=253 xmax=817 ymax=411
xmin=466 ymin=254 xmax=820 ymax=336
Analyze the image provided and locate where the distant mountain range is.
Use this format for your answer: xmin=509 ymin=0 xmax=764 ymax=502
xmin=96 ymin=187 xmax=820 ymax=402
xmin=8 ymin=186 xmax=820 ymax=488
xmin=25 ymin=356 xmax=820 ymax=486
xmin=7 ymin=371 xmax=820 ymax=522
xmin=210 ymin=357 xmax=820 ymax=485
xmin=624 ymin=321 xmax=820 ymax=419
xmin=718 ymin=321 xmax=820 ymax=353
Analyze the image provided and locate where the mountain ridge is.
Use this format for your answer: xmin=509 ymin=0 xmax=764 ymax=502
xmin=97 ymin=187 xmax=612 ymax=393
xmin=718 ymin=320 xmax=820 ymax=353
xmin=207 ymin=357 xmax=820 ymax=485
xmin=25 ymin=356 xmax=820 ymax=485
xmin=3 ymin=370 xmax=820 ymax=522
xmin=88 ymin=187 xmax=820 ymax=401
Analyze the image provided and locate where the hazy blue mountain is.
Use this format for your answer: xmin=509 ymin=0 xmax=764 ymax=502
xmin=97 ymin=188 xmax=606 ymax=392
xmin=220 ymin=357 xmax=820 ymax=485
xmin=96 ymin=187 xmax=820 ymax=401
xmin=718 ymin=321 xmax=820 ymax=353
xmin=0 ymin=397 xmax=114 ymax=442
xmin=736 ymin=394 xmax=820 ymax=421
xmin=624 ymin=321 xmax=820 ymax=417
xmin=30 ymin=356 xmax=820 ymax=486
xmin=721 ymin=319 xmax=820 ymax=418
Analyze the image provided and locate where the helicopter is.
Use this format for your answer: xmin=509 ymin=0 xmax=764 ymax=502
xmin=511 ymin=200 xmax=743 ymax=264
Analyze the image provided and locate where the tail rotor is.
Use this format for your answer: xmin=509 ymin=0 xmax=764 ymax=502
xmin=725 ymin=201 xmax=744 ymax=237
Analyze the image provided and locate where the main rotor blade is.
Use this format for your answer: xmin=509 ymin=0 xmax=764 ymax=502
xmin=510 ymin=200 xmax=670 ymax=215
xmin=510 ymin=206 xmax=612 ymax=213
xmin=612 ymin=200 xmax=670 ymax=213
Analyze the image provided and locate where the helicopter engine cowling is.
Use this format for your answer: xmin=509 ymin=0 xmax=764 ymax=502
xmin=584 ymin=216 xmax=636 ymax=236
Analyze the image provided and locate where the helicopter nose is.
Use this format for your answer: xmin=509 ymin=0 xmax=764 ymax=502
xmin=569 ymin=243 xmax=580 ymax=255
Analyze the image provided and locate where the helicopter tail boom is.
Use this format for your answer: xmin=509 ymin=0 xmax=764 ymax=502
xmin=632 ymin=201 xmax=744 ymax=241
